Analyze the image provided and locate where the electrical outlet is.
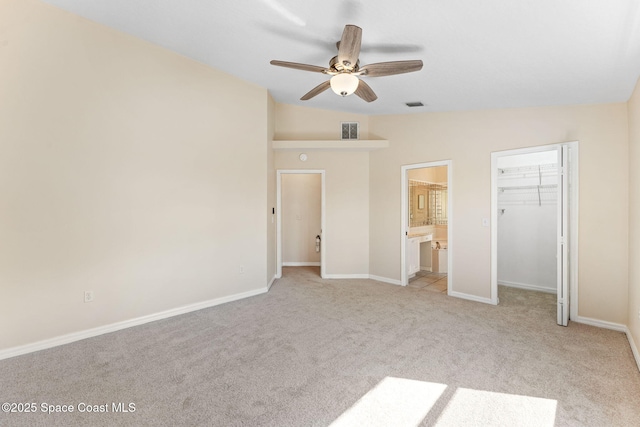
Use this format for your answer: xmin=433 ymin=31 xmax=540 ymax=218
xmin=239 ymin=265 xmax=245 ymax=274
xmin=84 ymin=291 xmax=94 ymax=303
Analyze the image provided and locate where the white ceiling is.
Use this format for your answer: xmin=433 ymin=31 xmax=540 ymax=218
xmin=41 ymin=0 xmax=640 ymax=115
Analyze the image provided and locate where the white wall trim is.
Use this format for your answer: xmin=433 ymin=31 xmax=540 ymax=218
xmin=0 ymin=287 xmax=268 ymax=361
xmin=498 ymin=280 xmax=557 ymax=294
xmin=571 ymin=317 xmax=639 ymax=372
xmin=369 ymin=275 xmax=402 ymax=286
xmin=267 ymin=275 xmax=277 ymax=290
xmin=323 ymin=274 xmax=370 ymax=280
xmin=448 ymin=291 xmax=496 ymax=305
xmin=572 ymin=315 xmax=627 ymax=332
xmin=626 ymin=328 xmax=640 ymax=372
xmin=282 ymin=262 xmax=321 ymax=267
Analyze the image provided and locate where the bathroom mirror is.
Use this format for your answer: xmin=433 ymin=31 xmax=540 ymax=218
xmin=409 ymin=181 xmax=448 ymax=227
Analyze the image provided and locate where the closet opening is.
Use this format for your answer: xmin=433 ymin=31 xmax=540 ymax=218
xmin=490 ymin=143 xmax=579 ymax=326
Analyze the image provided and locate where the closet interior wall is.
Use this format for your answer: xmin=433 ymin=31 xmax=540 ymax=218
xmin=497 ymin=151 xmax=558 ymax=293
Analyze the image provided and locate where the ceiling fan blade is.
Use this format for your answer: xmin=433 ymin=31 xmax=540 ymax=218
xmin=359 ymin=60 xmax=423 ymax=77
xmin=270 ymin=60 xmax=328 ymax=73
xmin=355 ymin=79 xmax=377 ymax=103
xmin=300 ymin=80 xmax=331 ymax=100
xmin=337 ymin=25 xmax=362 ymax=70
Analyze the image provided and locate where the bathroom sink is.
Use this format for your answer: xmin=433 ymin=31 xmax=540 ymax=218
xmin=408 ymin=234 xmax=433 ymax=243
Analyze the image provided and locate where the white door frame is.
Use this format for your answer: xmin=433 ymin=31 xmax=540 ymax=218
xmin=400 ymin=160 xmax=453 ymax=287
xmin=276 ymin=170 xmax=326 ymax=279
xmin=557 ymin=144 xmax=570 ymax=325
xmin=490 ymin=142 xmax=579 ymax=320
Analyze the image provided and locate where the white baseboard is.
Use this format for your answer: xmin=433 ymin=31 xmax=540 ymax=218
xmin=369 ymin=275 xmax=402 ymax=286
xmin=282 ymin=262 xmax=321 ymax=267
xmin=323 ymin=274 xmax=370 ymax=280
xmin=572 ymin=315 xmax=627 ymax=332
xmin=498 ymin=280 xmax=556 ymax=294
xmin=0 ymin=286 xmax=269 ymax=361
xmin=625 ymin=328 xmax=640 ymax=372
xmin=573 ymin=316 xmax=639 ymax=372
xmin=267 ymin=275 xmax=277 ymax=290
xmin=449 ymin=290 xmax=496 ymax=305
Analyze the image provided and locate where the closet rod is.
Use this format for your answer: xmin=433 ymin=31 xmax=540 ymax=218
xmin=498 ymin=184 xmax=557 ymax=191
xmin=498 ymin=163 xmax=558 ymax=175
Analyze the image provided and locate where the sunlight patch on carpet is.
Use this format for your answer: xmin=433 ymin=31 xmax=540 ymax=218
xmin=330 ymin=377 xmax=447 ymax=427
xmin=435 ymin=388 xmax=557 ymax=426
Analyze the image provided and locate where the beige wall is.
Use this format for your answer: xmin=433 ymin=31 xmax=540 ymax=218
xmin=275 ymin=151 xmax=369 ymax=276
xmin=275 ymin=103 xmax=371 ymax=140
xmin=370 ymin=104 xmax=629 ymax=323
xmin=274 ymin=104 xmax=370 ymax=276
xmin=3 ymin=0 xmax=636 ymax=356
xmin=408 ymin=165 xmax=447 ymax=183
xmin=628 ymin=78 xmax=640 ymax=349
xmin=0 ymin=0 xmax=269 ymax=350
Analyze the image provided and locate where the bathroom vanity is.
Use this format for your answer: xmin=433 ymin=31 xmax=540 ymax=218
xmin=408 ymin=234 xmax=448 ymax=276
xmin=408 ymin=233 xmax=432 ymax=275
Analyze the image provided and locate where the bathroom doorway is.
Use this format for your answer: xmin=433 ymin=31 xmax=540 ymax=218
xmin=400 ymin=161 xmax=452 ymax=289
xmin=276 ymin=170 xmax=326 ymax=279
xmin=490 ymin=143 xmax=579 ymax=326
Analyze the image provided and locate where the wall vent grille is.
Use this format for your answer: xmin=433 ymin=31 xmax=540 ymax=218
xmin=341 ymin=122 xmax=359 ymax=140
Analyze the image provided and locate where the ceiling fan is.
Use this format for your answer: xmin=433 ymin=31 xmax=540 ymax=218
xmin=270 ymin=25 xmax=423 ymax=103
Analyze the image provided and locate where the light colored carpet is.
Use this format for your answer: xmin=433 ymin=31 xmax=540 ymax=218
xmin=1 ymin=266 xmax=639 ymax=426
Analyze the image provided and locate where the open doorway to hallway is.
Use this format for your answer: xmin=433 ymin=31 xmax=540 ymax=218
xmin=276 ymin=170 xmax=326 ymax=279
xmin=401 ymin=161 xmax=452 ymax=290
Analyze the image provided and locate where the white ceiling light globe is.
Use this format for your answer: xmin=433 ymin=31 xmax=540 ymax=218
xmin=330 ymin=73 xmax=359 ymax=97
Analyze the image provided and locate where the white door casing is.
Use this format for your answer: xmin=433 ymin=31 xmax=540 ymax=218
xmin=400 ymin=160 xmax=453 ymax=288
xmin=490 ymin=142 xmax=578 ymax=323
xmin=276 ymin=170 xmax=326 ymax=279
xmin=557 ymin=145 xmax=570 ymax=326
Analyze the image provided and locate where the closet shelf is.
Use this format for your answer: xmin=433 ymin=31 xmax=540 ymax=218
xmin=498 ymin=164 xmax=558 ymax=175
xmin=272 ymin=140 xmax=389 ymax=151
xmin=498 ymin=163 xmax=559 ymax=207
xmin=499 ymin=184 xmax=557 ymax=191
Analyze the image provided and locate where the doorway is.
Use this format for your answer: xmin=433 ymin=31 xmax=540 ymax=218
xmin=401 ymin=161 xmax=453 ymax=289
xmin=490 ymin=142 xmax=579 ymax=326
xmin=276 ymin=170 xmax=326 ymax=279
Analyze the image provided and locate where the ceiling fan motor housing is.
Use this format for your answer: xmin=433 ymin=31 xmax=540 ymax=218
xmin=330 ymin=56 xmax=359 ymax=73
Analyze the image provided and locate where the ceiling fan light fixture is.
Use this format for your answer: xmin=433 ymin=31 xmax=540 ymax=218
xmin=330 ymin=73 xmax=359 ymax=97
xmin=270 ymin=25 xmax=423 ymax=103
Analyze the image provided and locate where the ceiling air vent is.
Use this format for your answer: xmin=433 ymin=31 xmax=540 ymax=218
xmin=341 ymin=122 xmax=359 ymax=140
xmin=406 ymin=102 xmax=424 ymax=107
